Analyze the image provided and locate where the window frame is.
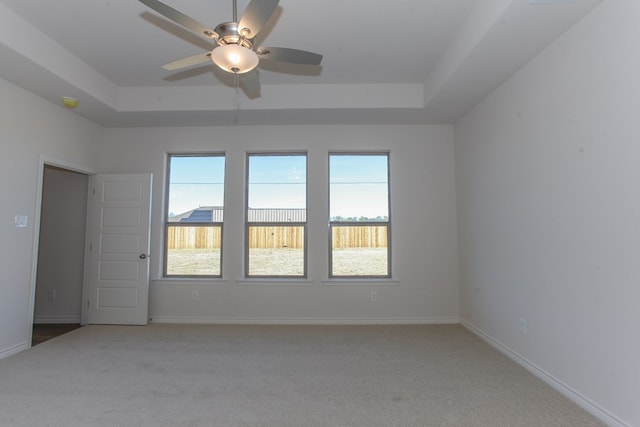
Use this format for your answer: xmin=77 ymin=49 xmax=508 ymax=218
xmin=164 ymin=153 xmax=225 ymax=278
xmin=245 ymin=152 xmax=308 ymax=279
xmin=328 ymin=152 xmax=392 ymax=279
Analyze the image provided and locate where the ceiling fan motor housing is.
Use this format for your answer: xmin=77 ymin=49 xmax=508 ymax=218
xmin=214 ymin=22 xmax=254 ymax=48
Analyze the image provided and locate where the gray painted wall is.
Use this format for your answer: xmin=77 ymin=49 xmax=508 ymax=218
xmin=100 ymin=124 xmax=460 ymax=324
xmin=455 ymin=2 xmax=640 ymax=425
xmin=0 ymin=77 xmax=100 ymax=357
xmin=34 ymin=166 xmax=88 ymax=324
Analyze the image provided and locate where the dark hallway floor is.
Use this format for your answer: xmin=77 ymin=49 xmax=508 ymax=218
xmin=32 ymin=324 xmax=81 ymax=346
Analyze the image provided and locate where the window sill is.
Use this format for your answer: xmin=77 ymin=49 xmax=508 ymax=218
xmin=236 ymin=278 xmax=314 ymax=286
xmin=322 ymin=278 xmax=400 ymax=285
xmin=152 ymin=278 xmax=229 ymax=286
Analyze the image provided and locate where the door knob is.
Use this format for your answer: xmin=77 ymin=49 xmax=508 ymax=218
xmin=139 ymin=254 xmax=150 ymax=259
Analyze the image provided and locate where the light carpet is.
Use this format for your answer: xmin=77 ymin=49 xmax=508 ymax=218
xmin=0 ymin=324 xmax=604 ymax=427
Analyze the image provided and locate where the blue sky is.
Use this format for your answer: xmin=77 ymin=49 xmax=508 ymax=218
xmin=168 ymin=154 xmax=388 ymax=218
xmin=248 ymin=155 xmax=306 ymax=209
xmin=168 ymin=156 xmax=225 ymax=216
xmin=330 ymin=155 xmax=388 ymax=219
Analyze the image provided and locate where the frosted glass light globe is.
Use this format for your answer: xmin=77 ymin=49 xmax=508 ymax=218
xmin=211 ymin=44 xmax=259 ymax=74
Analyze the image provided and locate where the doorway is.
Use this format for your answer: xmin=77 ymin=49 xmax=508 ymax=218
xmin=32 ymin=165 xmax=88 ymax=345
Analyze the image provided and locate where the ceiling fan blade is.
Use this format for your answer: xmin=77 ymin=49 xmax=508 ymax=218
xmin=139 ymin=0 xmax=218 ymax=39
xmin=256 ymin=47 xmax=322 ymax=65
xmin=238 ymin=0 xmax=279 ymax=38
xmin=240 ymin=70 xmax=261 ymax=96
xmin=162 ymin=52 xmax=211 ymax=71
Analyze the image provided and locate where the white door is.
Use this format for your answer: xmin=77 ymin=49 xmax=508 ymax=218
xmin=83 ymin=174 xmax=152 ymax=325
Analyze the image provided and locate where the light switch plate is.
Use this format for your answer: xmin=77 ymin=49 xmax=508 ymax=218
xmin=14 ymin=215 xmax=28 ymax=228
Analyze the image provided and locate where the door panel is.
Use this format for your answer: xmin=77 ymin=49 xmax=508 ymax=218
xmin=84 ymin=174 xmax=152 ymax=325
xmin=97 ymin=288 xmax=138 ymax=308
xmin=100 ymin=234 xmax=142 ymax=254
xmin=98 ymin=260 xmax=141 ymax=281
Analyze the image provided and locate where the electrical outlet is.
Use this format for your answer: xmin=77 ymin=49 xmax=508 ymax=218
xmin=370 ymin=291 xmax=377 ymax=302
xmin=191 ymin=290 xmax=199 ymax=301
xmin=519 ymin=318 xmax=527 ymax=334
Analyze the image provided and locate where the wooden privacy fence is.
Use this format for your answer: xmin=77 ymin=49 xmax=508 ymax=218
xmin=167 ymin=226 xmax=222 ymax=249
xmin=248 ymin=226 xmax=304 ymax=249
xmin=167 ymin=226 xmax=303 ymax=249
xmin=168 ymin=225 xmax=388 ymax=249
xmin=332 ymin=225 xmax=388 ymax=249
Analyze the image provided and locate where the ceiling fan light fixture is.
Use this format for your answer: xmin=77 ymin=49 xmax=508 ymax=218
xmin=211 ymin=44 xmax=259 ymax=74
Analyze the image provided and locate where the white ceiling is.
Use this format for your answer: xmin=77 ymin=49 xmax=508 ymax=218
xmin=0 ymin=0 xmax=602 ymax=127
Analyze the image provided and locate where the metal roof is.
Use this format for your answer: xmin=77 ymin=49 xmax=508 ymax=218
xmin=169 ymin=207 xmax=306 ymax=223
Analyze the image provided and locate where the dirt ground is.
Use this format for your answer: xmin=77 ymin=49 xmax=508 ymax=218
xmin=167 ymin=248 xmax=387 ymax=276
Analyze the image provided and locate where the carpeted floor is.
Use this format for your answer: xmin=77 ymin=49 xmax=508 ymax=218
xmin=0 ymin=324 xmax=604 ymax=427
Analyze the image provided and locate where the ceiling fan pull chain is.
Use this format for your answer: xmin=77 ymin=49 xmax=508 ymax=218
xmin=233 ymin=74 xmax=241 ymax=122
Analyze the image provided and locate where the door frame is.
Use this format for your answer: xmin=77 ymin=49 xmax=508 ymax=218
xmin=28 ymin=156 xmax=95 ymax=348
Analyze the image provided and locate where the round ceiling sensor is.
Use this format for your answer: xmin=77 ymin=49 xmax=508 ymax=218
xmin=61 ymin=97 xmax=79 ymax=108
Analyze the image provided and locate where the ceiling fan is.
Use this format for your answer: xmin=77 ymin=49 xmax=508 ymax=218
xmin=139 ymin=0 xmax=322 ymax=94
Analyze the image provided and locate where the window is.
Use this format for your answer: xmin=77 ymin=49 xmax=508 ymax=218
xmin=329 ymin=153 xmax=390 ymax=278
xmin=165 ymin=154 xmax=225 ymax=277
xmin=246 ymin=153 xmax=307 ymax=277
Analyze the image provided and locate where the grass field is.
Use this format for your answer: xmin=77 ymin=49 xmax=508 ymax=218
xmin=167 ymin=248 xmax=388 ymax=276
xmin=331 ymin=248 xmax=388 ymax=276
xmin=166 ymin=249 xmax=221 ymax=276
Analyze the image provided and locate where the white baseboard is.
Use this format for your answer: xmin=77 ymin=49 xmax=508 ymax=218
xmin=33 ymin=316 xmax=81 ymax=324
xmin=461 ymin=320 xmax=629 ymax=427
xmin=0 ymin=341 xmax=29 ymax=360
xmin=150 ymin=316 xmax=460 ymax=325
